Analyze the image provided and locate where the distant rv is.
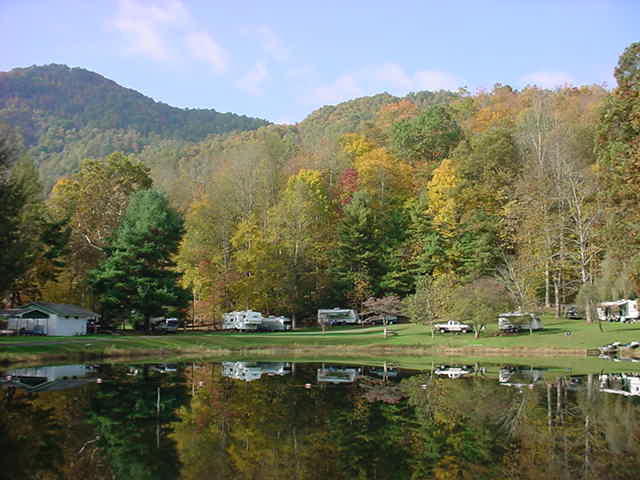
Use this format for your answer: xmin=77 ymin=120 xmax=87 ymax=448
xmin=498 ymin=312 xmax=543 ymax=333
xmin=222 ymin=310 xmax=291 ymax=331
xmin=596 ymin=299 xmax=640 ymax=323
xmin=317 ymin=308 xmax=359 ymax=327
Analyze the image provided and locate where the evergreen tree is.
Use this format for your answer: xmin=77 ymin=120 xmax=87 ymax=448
xmin=0 ymin=127 xmax=27 ymax=297
xmin=332 ymin=191 xmax=385 ymax=304
xmin=90 ymin=189 xmax=188 ymax=331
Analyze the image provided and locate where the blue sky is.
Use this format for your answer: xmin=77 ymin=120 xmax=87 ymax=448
xmin=1 ymin=0 xmax=638 ymax=123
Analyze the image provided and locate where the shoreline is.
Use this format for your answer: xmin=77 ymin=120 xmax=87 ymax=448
xmin=0 ymin=342 xmax=590 ymax=366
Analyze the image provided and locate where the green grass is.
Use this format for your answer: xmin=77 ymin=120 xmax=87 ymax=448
xmin=1 ymin=315 xmax=639 ymax=364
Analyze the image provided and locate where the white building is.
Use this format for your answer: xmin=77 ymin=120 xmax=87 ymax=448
xmin=5 ymin=302 xmax=98 ymax=336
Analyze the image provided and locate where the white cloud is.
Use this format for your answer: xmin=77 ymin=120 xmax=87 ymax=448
xmin=185 ymin=31 xmax=229 ymax=73
xmin=374 ymin=63 xmax=463 ymax=92
xmin=254 ymin=25 xmax=290 ymax=62
xmin=110 ymin=0 xmax=230 ymax=73
xmin=520 ymin=71 xmax=574 ymax=89
xmin=306 ymin=64 xmax=463 ymax=107
xmin=309 ymin=74 xmax=364 ymax=105
xmin=111 ymin=0 xmax=190 ymax=61
xmin=236 ymin=62 xmax=269 ymax=95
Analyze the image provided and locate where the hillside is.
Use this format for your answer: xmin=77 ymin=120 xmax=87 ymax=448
xmin=0 ymin=64 xmax=269 ymax=145
xmin=0 ymin=64 xmax=270 ymax=185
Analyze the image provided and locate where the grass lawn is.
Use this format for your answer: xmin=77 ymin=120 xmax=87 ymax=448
xmin=1 ymin=315 xmax=639 ymax=364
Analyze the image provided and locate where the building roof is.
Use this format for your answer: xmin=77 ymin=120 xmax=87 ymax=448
xmin=21 ymin=302 xmax=98 ymax=318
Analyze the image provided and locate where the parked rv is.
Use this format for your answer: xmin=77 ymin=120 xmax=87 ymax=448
xmin=260 ymin=316 xmax=292 ymax=331
xmin=596 ymin=299 xmax=640 ymax=323
xmin=222 ymin=311 xmax=292 ymax=331
xmin=317 ymin=308 xmax=359 ymax=327
xmin=497 ymin=312 xmax=543 ymax=333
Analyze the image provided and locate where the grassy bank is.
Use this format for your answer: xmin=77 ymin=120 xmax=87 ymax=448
xmin=1 ymin=316 xmax=639 ymax=365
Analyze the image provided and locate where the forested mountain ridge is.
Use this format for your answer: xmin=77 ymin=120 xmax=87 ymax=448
xmin=0 ymin=64 xmax=270 ymax=186
xmin=0 ymin=64 xmax=269 ymax=145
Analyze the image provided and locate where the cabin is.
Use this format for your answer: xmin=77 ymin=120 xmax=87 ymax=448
xmin=3 ymin=302 xmax=98 ymax=336
xmin=596 ymin=299 xmax=640 ymax=322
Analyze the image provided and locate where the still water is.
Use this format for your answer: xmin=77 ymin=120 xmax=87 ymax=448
xmin=1 ymin=360 xmax=640 ymax=480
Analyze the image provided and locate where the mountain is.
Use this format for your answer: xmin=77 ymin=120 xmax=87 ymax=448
xmin=0 ymin=64 xmax=270 ymax=186
xmin=0 ymin=64 xmax=269 ymax=146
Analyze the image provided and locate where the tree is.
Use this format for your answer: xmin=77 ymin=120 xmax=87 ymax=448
xmin=4 ymin=157 xmax=70 ymax=305
xmin=48 ymin=152 xmax=152 ymax=305
xmin=597 ymin=42 xmax=640 ymax=286
xmin=391 ymin=104 xmax=462 ymax=165
xmin=404 ymin=274 xmax=458 ymax=335
xmin=90 ymin=189 xmax=189 ymax=331
xmin=332 ymin=191 xmax=385 ymax=304
xmin=362 ymin=295 xmax=403 ymax=326
xmin=450 ymin=278 xmax=513 ymax=338
xmin=0 ymin=127 xmax=27 ymax=298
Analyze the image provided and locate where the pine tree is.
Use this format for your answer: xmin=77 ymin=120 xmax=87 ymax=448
xmin=90 ymin=190 xmax=188 ymax=331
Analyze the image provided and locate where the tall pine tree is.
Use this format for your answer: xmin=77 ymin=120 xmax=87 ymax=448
xmin=90 ymin=189 xmax=188 ymax=331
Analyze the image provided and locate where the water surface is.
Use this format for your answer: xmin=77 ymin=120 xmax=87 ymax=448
xmin=1 ymin=359 xmax=639 ymax=479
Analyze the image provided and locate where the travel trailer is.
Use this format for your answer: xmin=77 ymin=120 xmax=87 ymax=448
xmin=260 ymin=316 xmax=292 ymax=331
xmin=498 ymin=312 xmax=543 ymax=333
xmin=317 ymin=308 xmax=359 ymax=327
xmin=222 ymin=311 xmax=291 ymax=331
xmin=596 ymin=299 xmax=640 ymax=323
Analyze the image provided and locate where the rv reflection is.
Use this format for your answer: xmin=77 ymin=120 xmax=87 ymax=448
xmin=222 ymin=362 xmax=291 ymax=382
xmin=317 ymin=366 xmax=363 ymax=384
xmin=599 ymin=373 xmax=640 ymax=396
xmin=499 ymin=366 xmax=545 ymax=388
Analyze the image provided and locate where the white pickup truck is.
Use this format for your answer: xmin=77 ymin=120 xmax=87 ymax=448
xmin=433 ymin=320 xmax=472 ymax=334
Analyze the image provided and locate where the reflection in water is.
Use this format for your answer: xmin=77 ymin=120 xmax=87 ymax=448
xmin=222 ymin=361 xmax=291 ymax=382
xmin=1 ymin=361 xmax=640 ymax=479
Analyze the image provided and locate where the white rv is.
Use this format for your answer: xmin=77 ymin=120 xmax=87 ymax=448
xmin=596 ymin=299 xmax=640 ymax=323
xmin=222 ymin=311 xmax=292 ymax=331
xmin=498 ymin=312 xmax=543 ymax=333
xmin=260 ymin=316 xmax=292 ymax=331
xmin=317 ymin=308 xmax=359 ymax=327
xmin=223 ymin=311 xmax=264 ymax=331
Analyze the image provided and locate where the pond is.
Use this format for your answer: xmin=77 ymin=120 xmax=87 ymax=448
xmin=1 ymin=359 xmax=640 ymax=479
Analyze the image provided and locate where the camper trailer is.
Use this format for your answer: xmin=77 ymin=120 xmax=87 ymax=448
xmin=260 ymin=316 xmax=292 ymax=331
xmin=317 ymin=308 xmax=359 ymax=327
xmin=498 ymin=312 xmax=543 ymax=333
xmin=596 ymin=300 xmax=640 ymax=323
xmin=222 ymin=311 xmax=292 ymax=331
xmin=223 ymin=311 xmax=264 ymax=331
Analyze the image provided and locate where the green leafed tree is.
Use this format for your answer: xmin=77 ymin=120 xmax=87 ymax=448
xmin=90 ymin=189 xmax=189 ymax=331
xmin=0 ymin=127 xmax=28 ymax=297
xmin=390 ymin=104 xmax=462 ymax=165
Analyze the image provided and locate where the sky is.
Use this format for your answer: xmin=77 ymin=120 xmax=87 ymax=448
xmin=1 ymin=0 xmax=638 ymax=123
